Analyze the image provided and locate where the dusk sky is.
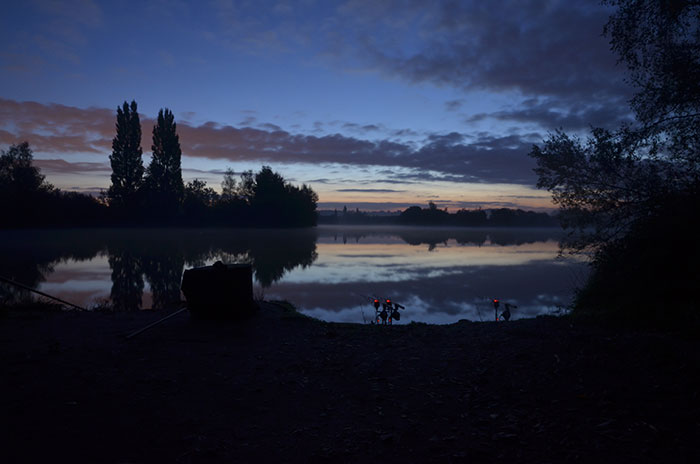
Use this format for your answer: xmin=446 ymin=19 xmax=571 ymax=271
xmin=0 ymin=0 xmax=634 ymax=211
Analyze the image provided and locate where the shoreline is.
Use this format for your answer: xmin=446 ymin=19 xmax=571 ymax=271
xmin=1 ymin=303 xmax=698 ymax=462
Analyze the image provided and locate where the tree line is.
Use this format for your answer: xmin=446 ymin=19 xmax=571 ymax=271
xmin=0 ymin=101 xmax=318 ymax=228
xmin=319 ymin=202 xmax=557 ymax=227
xmin=398 ymin=202 xmax=557 ymax=227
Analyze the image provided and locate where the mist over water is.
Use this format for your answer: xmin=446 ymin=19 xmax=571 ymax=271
xmin=0 ymin=226 xmax=587 ymax=324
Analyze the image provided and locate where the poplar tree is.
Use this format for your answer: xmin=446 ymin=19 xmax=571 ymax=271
xmin=144 ymin=108 xmax=184 ymax=215
xmin=108 ymin=100 xmax=143 ymax=210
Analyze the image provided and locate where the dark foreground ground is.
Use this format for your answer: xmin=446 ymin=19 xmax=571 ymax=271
xmin=1 ymin=303 xmax=699 ymax=463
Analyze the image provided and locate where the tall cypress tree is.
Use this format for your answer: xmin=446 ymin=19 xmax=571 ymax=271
xmin=108 ymin=100 xmax=143 ymax=210
xmin=145 ymin=108 xmax=184 ymax=217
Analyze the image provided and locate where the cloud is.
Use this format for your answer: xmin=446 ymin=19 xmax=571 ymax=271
xmin=5 ymin=0 xmax=105 ymax=68
xmin=341 ymin=122 xmax=384 ymax=134
xmin=346 ymin=1 xmax=634 ymax=130
xmin=34 ymin=158 xmax=110 ymax=174
xmin=0 ymin=98 xmax=127 ymax=153
xmin=208 ymin=1 xmax=629 ymax=96
xmin=258 ymin=122 xmax=282 ymax=132
xmin=182 ymin=167 xmax=228 ymax=175
xmin=31 ymin=0 xmax=103 ymax=28
xmin=467 ymin=96 xmax=634 ymax=131
xmin=1 ymin=98 xmax=540 ymax=185
xmin=345 ymin=1 xmax=627 ymax=97
xmin=210 ymin=0 xmax=632 ymax=131
xmin=317 ymin=199 xmax=551 ymax=212
xmin=336 ymin=188 xmax=406 ymax=193
xmin=445 ymin=99 xmax=465 ymax=112
xmin=392 ymin=128 xmax=420 ymax=137
xmin=238 ymin=116 xmax=257 ymax=126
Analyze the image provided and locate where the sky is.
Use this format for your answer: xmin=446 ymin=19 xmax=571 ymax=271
xmin=0 ymin=0 xmax=635 ymax=212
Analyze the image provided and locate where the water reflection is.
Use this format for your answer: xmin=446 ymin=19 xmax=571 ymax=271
xmin=0 ymin=226 xmax=586 ymax=323
xmin=265 ymin=227 xmax=586 ymax=323
xmin=0 ymin=228 xmax=318 ymax=310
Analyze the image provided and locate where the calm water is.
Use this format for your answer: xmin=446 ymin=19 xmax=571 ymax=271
xmin=0 ymin=226 xmax=588 ymax=324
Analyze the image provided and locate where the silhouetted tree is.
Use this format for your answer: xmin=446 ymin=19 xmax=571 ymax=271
xmin=0 ymin=142 xmax=51 ymax=194
xmin=43 ymin=191 xmax=107 ymax=227
xmin=221 ymin=168 xmax=238 ymax=201
xmin=183 ymin=179 xmax=219 ymax=224
xmin=142 ymin=253 xmax=184 ymax=309
xmin=144 ymin=108 xmax=184 ymax=220
xmin=531 ymin=2 xmax=700 ymax=252
xmin=0 ymin=142 xmax=110 ymax=228
xmin=227 ymin=169 xmax=254 ymax=207
xmin=0 ymin=142 xmax=54 ymax=227
xmin=529 ymin=0 xmax=700 ymax=327
xmin=108 ymin=250 xmax=144 ymax=311
xmin=529 ymin=128 xmax=671 ymax=249
xmin=220 ymin=166 xmax=317 ymax=227
xmin=489 ymin=208 xmax=519 ymax=227
xmin=108 ymin=101 xmax=144 ymax=211
xmin=398 ymin=203 xmax=449 ymax=225
xmin=605 ymin=0 xmax=700 ymax=150
xmin=454 ymin=208 xmax=488 ymax=226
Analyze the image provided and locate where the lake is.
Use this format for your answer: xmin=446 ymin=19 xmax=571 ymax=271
xmin=0 ymin=226 xmax=588 ymax=324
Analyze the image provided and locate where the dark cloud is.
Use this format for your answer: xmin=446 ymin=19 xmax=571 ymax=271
xmin=259 ymin=122 xmax=282 ymax=132
xmin=372 ymin=178 xmax=420 ymax=185
xmin=333 ymin=121 xmax=422 ymax=139
xmin=467 ymin=96 xmax=634 ymax=131
xmin=211 ymin=0 xmax=629 ymax=111
xmin=182 ymin=167 xmax=228 ymax=175
xmin=392 ymin=128 xmax=419 ymax=137
xmin=1 ymin=98 xmax=540 ymax=185
xmin=445 ymin=99 xmax=465 ymax=112
xmin=336 ymin=188 xmax=406 ymax=193
xmin=340 ymin=122 xmax=385 ymax=135
xmin=179 ymin=111 xmax=197 ymax=123
xmin=0 ymin=98 xmax=116 ymax=153
xmin=350 ymin=1 xmax=627 ymax=97
xmin=15 ymin=0 xmax=104 ymax=67
xmin=324 ymin=0 xmax=633 ymax=129
xmin=238 ymin=116 xmax=257 ymax=126
xmin=34 ymin=158 xmax=110 ymax=174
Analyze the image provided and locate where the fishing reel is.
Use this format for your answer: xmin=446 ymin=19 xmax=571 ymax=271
xmin=493 ymin=298 xmax=517 ymax=321
xmin=372 ymin=297 xmax=405 ymax=325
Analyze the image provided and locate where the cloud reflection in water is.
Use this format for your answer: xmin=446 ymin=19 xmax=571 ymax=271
xmin=265 ymin=226 xmax=587 ymax=324
xmin=0 ymin=226 xmax=587 ymax=323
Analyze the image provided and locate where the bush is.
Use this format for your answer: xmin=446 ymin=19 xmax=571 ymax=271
xmin=574 ymin=192 xmax=700 ymax=330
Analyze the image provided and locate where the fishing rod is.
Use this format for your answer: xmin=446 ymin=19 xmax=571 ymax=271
xmin=475 ymin=300 xmax=484 ymax=322
xmin=353 ymin=291 xmax=381 ymax=324
xmin=125 ymin=306 xmax=188 ymax=340
xmin=490 ymin=298 xmax=517 ymax=321
xmin=0 ymin=274 xmax=87 ymax=311
xmin=371 ymin=297 xmax=405 ymax=325
xmin=353 ymin=293 xmax=368 ymax=324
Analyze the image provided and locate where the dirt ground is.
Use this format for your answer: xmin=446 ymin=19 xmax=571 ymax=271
xmin=1 ymin=303 xmax=698 ymax=463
